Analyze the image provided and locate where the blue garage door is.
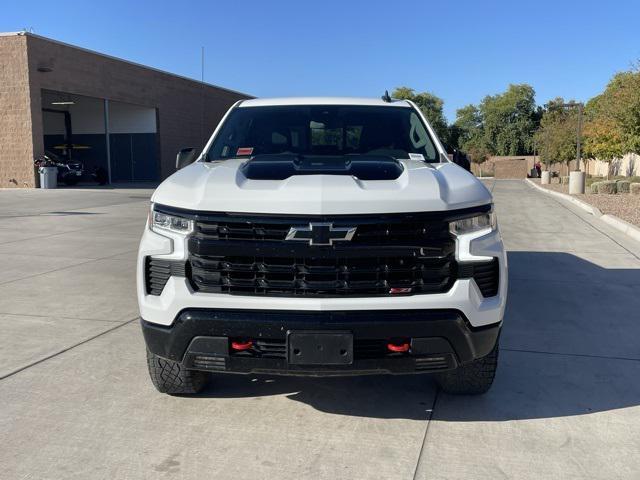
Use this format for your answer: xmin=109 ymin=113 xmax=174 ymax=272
xmin=109 ymin=133 xmax=158 ymax=182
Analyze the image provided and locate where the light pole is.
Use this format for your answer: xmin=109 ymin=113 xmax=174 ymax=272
xmin=539 ymin=128 xmax=552 ymax=184
xmin=532 ymin=136 xmax=538 ymax=177
xmin=532 ymin=137 xmax=535 ymax=160
xmin=576 ymin=103 xmax=583 ymax=172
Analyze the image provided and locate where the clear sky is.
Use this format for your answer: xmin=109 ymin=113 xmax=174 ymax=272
xmin=3 ymin=0 xmax=639 ymax=121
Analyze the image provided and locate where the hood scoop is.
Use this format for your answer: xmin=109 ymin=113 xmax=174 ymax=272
xmin=240 ymin=155 xmax=404 ymax=181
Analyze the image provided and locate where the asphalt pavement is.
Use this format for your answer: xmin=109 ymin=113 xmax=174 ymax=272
xmin=1 ymin=180 xmax=639 ymax=479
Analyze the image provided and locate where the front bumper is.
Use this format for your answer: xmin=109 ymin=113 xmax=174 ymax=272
xmin=141 ymin=308 xmax=501 ymax=376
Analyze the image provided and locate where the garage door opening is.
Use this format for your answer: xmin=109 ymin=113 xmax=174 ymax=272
xmin=41 ymin=90 xmax=159 ymax=184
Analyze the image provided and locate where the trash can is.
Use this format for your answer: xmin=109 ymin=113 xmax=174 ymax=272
xmin=38 ymin=166 xmax=58 ymax=189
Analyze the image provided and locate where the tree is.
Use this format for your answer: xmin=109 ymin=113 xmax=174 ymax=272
xmin=479 ymin=84 xmax=540 ymax=156
xmin=453 ymin=104 xmax=483 ymax=150
xmin=583 ymin=67 xmax=640 ymax=175
xmin=464 ymin=135 xmax=492 ymax=176
xmin=534 ymin=97 xmax=580 ymax=172
xmin=392 ymin=87 xmax=449 ymax=142
xmin=452 ymin=84 xmax=540 ymax=160
xmin=583 ymin=95 xmax=625 ymax=176
xmin=451 ymin=104 xmax=490 ymax=173
xmin=606 ymin=68 xmax=640 ymax=154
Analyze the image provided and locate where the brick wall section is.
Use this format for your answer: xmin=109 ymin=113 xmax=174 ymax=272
xmin=494 ymin=159 xmax=528 ymax=179
xmin=0 ymin=33 xmax=251 ymax=187
xmin=471 ymin=156 xmax=535 ymax=177
xmin=0 ymin=35 xmax=35 ymax=187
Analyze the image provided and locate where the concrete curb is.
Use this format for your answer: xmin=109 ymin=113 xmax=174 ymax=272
xmin=525 ymin=178 xmax=603 ymax=216
xmin=600 ymin=214 xmax=640 ymax=243
xmin=525 ymin=178 xmax=640 ymax=243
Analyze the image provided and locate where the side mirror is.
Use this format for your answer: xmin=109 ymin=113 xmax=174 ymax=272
xmin=176 ymin=148 xmax=198 ymax=170
xmin=451 ymin=152 xmax=471 ymax=171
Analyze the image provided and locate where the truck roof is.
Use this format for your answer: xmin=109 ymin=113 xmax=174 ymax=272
xmin=239 ymin=97 xmax=411 ymax=108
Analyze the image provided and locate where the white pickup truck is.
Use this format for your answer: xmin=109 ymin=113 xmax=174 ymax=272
xmin=137 ymin=97 xmax=507 ymax=395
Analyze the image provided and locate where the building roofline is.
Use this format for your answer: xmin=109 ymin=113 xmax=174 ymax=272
xmin=0 ymin=31 xmax=253 ymax=99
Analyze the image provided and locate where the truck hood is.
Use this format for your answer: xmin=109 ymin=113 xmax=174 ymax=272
xmin=151 ymin=159 xmax=492 ymax=214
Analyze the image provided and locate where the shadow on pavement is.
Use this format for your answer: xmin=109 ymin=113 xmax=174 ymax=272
xmin=435 ymin=250 xmax=640 ymax=422
xmin=193 ymin=251 xmax=640 ymax=421
xmin=199 ymin=373 xmax=435 ymax=420
xmin=57 ymin=182 xmax=158 ymax=190
xmin=41 ymin=211 xmax=103 ymax=216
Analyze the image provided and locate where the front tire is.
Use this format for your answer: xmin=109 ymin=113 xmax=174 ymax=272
xmin=146 ymin=350 xmax=208 ymax=395
xmin=435 ymin=340 xmax=499 ymax=395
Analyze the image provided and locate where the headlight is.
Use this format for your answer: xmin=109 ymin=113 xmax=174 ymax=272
xmin=449 ymin=208 xmax=496 ymax=236
xmin=149 ymin=205 xmax=193 ymax=235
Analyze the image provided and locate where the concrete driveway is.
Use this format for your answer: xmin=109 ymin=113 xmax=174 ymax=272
xmin=1 ymin=181 xmax=639 ymax=479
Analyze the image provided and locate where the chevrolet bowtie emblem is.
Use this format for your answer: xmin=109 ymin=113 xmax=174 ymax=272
xmin=285 ymin=223 xmax=357 ymax=246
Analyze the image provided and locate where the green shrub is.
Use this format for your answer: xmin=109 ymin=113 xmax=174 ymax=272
xmin=631 ymin=183 xmax=640 ymax=195
xmin=586 ymin=177 xmax=605 ymax=187
xmin=598 ymin=181 xmax=617 ymax=194
xmin=616 ymin=180 xmax=631 ymax=193
xmin=612 ymin=175 xmax=640 ymax=183
xmin=590 ymin=182 xmax=601 ymax=194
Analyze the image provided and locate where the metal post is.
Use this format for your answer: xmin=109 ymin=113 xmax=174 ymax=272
xmin=575 ymin=103 xmax=583 ymax=171
xmin=544 ymin=128 xmax=550 ymax=171
xmin=532 ymin=138 xmax=537 ymax=177
xmin=104 ymin=98 xmax=112 ymax=184
xmin=567 ymin=102 xmax=585 ymax=193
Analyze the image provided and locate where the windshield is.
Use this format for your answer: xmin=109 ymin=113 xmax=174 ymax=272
xmin=207 ymin=105 xmax=439 ymax=161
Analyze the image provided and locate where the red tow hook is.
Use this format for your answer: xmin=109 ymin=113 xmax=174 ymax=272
xmin=387 ymin=340 xmax=411 ymax=353
xmin=231 ymin=339 xmax=253 ymax=351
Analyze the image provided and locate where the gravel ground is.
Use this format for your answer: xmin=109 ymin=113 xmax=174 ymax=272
xmin=532 ymin=178 xmax=640 ymax=227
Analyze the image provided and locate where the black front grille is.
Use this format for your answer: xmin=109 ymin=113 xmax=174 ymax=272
xmin=145 ymin=255 xmax=500 ymax=298
xmin=193 ymin=213 xmax=453 ymax=246
xmin=189 ymin=252 xmax=455 ymax=296
xmin=145 ymin=206 xmax=498 ymax=298
xmin=187 ymin=211 xmax=458 ymax=297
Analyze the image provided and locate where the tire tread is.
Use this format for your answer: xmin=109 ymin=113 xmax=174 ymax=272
xmin=146 ymin=350 xmax=207 ymax=395
xmin=436 ymin=341 xmax=499 ymax=395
